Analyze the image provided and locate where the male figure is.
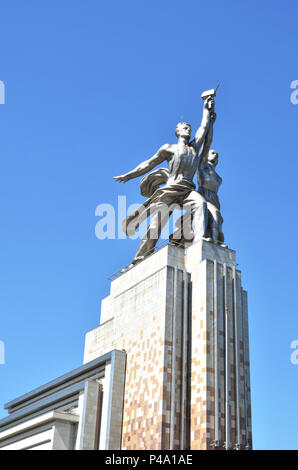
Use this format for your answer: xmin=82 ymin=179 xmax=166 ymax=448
xmin=114 ymin=97 xmax=214 ymax=265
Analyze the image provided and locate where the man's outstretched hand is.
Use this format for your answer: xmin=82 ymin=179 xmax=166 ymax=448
xmin=114 ymin=174 xmax=130 ymax=183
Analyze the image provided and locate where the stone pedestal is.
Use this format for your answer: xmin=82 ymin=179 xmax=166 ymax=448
xmin=84 ymin=240 xmax=252 ymax=450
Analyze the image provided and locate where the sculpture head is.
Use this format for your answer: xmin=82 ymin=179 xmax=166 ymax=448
xmin=175 ymin=122 xmax=191 ymax=140
xmin=208 ymin=149 xmax=218 ymax=166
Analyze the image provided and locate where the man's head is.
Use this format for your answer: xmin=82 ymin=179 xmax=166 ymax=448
xmin=208 ymin=149 xmax=219 ymax=166
xmin=175 ymin=122 xmax=191 ymax=140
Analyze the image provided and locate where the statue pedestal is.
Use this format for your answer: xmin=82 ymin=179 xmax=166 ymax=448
xmin=84 ymin=241 xmax=252 ymax=450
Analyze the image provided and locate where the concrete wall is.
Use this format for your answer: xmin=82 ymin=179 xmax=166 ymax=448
xmin=84 ymin=241 xmax=252 ymax=450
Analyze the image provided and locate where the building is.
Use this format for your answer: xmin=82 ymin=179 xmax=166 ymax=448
xmin=0 ymin=241 xmax=252 ymax=450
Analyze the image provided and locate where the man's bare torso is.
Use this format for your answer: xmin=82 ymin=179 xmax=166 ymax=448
xmin=162 ymin=143 xmax=199 ymax=185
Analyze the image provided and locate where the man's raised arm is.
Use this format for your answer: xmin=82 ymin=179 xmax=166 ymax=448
xmin=114 ymin=144 xmax=172 ymax=182
xmin=191 ymin=97 xmax=213 ymax=152
xmin=198 ymin=112 xmax=216 ymax=169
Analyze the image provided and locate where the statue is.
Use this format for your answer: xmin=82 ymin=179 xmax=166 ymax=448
xmin=196 ymin=118 xmax=225 ymax=245
xmin=170 ymin=111 xmax=225 ymax=247
xmin=114 ymin=90 xmax=225 ymax=266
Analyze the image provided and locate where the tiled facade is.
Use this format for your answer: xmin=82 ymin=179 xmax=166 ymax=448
xmin=84 ymin=241 xmax=252 ymax=450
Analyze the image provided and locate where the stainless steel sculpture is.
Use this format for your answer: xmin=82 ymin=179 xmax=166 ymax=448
xmin=114 ymin=90 xmax=225 ymax=266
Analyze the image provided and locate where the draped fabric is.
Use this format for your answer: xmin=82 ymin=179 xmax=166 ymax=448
xmin=123 ymin=171 xmax=197 ymax=237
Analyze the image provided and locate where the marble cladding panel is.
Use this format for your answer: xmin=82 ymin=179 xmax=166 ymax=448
xmin=84 ymin=242 xmax=252 ymax=450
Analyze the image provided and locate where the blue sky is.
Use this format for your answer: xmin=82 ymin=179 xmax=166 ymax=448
xmin=0 ymin=0 xmax=298 ymax=450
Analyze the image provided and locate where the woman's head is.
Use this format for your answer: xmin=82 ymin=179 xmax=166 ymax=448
xmin=208 ymin=149 xmax=218 ymax=166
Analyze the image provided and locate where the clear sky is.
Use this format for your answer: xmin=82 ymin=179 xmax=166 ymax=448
xmin=0 ymin=0 xmax=298 ymax=450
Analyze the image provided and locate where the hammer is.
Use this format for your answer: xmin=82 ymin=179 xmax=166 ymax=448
xmin=201 ymin=84 xmax=219 ymax=109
